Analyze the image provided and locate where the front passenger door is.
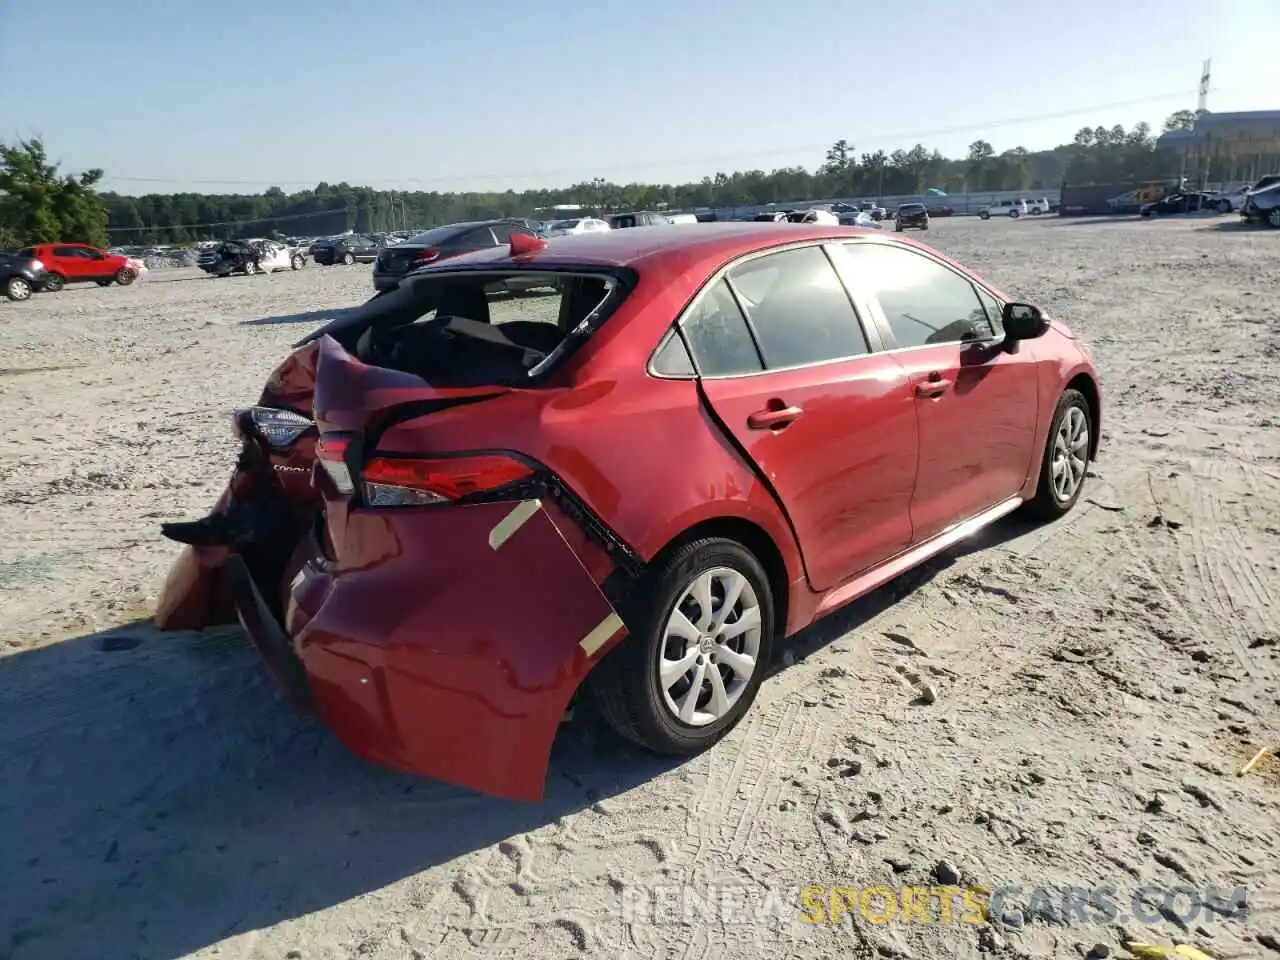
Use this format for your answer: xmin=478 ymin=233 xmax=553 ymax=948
xmin=837 ymin=241 xmax=1040 ymax=543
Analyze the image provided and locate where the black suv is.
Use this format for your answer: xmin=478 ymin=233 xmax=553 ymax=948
xmin=894 ymin=203 xmax=930 ymax=231
xmin=372 ymin=218 xmax=543 ymax=292
xmin=311 ymin=235 xmax=379 ymax=265
xmin=2 ymin=250 xmax=49 ymax=301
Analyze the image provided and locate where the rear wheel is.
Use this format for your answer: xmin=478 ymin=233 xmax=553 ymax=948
xmin=342 ymin=252 xmax=355 ymax=265
xmin=587 ymin=537 xmax=775 ymax=754
xmin=291 ymin=255 xmax=304 ymax=270
xmin=1268 ymin=208 xmax=1280 ymax=229
xmin=43 ymin=272 xmax=66 ymax=292
xmin=1217 ymin=199 xmax=1232 ymax=213
xmin=979 ymin=211 xmax=990 ymax=220
xmin=1024 ymin=388 xmax=1092 ymax=521
xmin=5 ymin=276 xmax=32 ymax=301
xmin=1010 ymin=209 xmax=1021 ymax=218
xmin=114 ymin=267 xmax=136 ymax=286
xmin=243 ymin=261 xmax=257 ymax=275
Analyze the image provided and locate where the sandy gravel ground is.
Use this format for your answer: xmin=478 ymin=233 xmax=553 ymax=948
xmin=1 ymin=217 xmax=1277 ymax=960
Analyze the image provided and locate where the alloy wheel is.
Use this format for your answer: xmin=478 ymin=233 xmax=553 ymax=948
xmin=657 ymin=567 xmax=763 ymax=727
xmin=1268 ymin=208 xmax=1280 ymax=229
xmin=1051 ymin=406 xmax=1089 ymax=502
xmin=7 ymin=277 xmax=32 ymax=301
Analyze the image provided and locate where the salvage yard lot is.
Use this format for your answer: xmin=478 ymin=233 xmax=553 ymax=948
xmin=1 ymin=217 xmax=1277 ymax=959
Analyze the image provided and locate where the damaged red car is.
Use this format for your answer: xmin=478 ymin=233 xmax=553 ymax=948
xmin=156 ymin=223 xmax=1101 ymax=801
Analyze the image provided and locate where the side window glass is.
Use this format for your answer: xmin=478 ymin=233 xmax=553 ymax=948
xmin=53 ymin=247 xmax=80 ymax=257
xmin=490 ymin=223 xmax=514 ymax=243
xmin=843 ymin=243 xmax=994 ymax=348
xmin=975 ymin=286 xmax=1004 ymax=336
xmin=650 ymin=329 xmax=696 ymax=377
xmin=681 ymin=278 xmax=763 ymax=376
xmin=727 ymin=245 xmax=868 ymax=368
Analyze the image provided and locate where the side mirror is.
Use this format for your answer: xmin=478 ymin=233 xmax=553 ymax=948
xmin=1002 ymin=302 xmax=1050 ymax=341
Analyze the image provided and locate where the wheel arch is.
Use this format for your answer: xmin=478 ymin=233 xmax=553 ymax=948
xmin=640 ymin=515 xmax=791 ymax=640
xmin=1065 ymin=372 xmax=1101 ymax=459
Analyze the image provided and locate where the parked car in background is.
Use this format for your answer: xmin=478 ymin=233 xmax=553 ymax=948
xmin=753 ymin=211 xmax=790 ymax=222
xmin=1027 ymin=198 xmax=1052 ymax=215
xmin=1204 ymin=184 xmax=1250 ymax=212
xmin=312 ymin=235 xmax=380 ymax=265
xmin=980 ymin=199 xmax=1029 ymax=220
xmin=19 ymin=243 xmax=140 ymax=291
xmin=837 ymin=212 xmax=879 ymax=227
xmin=925 ymin=203 xmax=955 ymax=217
xmin=1240 ymin=180 xmax=1280 ymax=227
xmin=785 ymin=209 xmax=839 ymax=224
xmin=894 ymin=203 xmax=930 ymax=231
xmin=1139 ymin=191 xmax=1214 ymax=217
xmin=610 ymin=211 xmax=671 ymax=229
xmin=198 ymin=239 xmax=300 ymax=277
xmin=859 ymin=201 xmax=887 ymax=221
xmin=154 ymin=222 xmax=1100 ymax=802
xmin=372 ymin=218 xmax=547 ymax=292
xmin=544 ymin=217 xmax=611 ymax=237
xmin=1 ymin=250 xmax=49 ymax=301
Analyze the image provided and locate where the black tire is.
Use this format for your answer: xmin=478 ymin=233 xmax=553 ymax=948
xmin=894 ymin=223 xmax=903 ymax=232
xmin=114 ymin=267 xmax=136 ymax=286
xmin=921 ymin=223 xmax=929 ymax=230
xmin=979 ymin=212 xmax=990 ymax=220
xmin=291 ymin=255 xmax=304 ymax=270
xmin=43 ymin=272 xmax=66 ymax=292
xmin=96 ymin=279 xmax=113 ymax=287
xmin=1023 ymin=388 xmax=1092 ymax=521
xmin=1217 ymin=199 xmax=1231 ymax=213
xmin=5 ymin=276 xmax=32 ymax=301
xmin=586 ymin=537 xmax=776 ymax=755
xmin=342 ymin=252 xmax=355 ymax=265
xmin=1010 ymin=209 xmax=1021 ymax=218
xmin=1268 ymin=208 xmax=1280 ymax=229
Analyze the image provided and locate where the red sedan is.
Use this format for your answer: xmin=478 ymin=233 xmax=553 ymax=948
xmin=156 ymin=224 xmax=1100 ymax=801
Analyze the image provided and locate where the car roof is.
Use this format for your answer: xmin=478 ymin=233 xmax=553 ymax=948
xmin=413 ymin=221 xmax=883 ymax=276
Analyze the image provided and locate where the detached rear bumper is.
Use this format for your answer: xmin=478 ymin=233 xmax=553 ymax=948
xmin=252 ymin=498 xmax=627 ymax=801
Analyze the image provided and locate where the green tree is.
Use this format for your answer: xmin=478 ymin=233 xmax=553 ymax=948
xmin=0 ymin=139 xmax=109 ymax=247
xmin=1163 ymin=110 xmax=1197 ymax=132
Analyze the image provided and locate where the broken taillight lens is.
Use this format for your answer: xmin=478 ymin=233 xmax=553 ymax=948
xmin=412 ymin=247 xmax=441 ymax=266
xmin=235 ymin=406 xmax=313 ymax=449
xmin=362 ymin=454 xmax=533 ymax=507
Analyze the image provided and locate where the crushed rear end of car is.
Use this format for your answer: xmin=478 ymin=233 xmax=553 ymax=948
xmin=156 ymin=262 xmax=642 ymax=800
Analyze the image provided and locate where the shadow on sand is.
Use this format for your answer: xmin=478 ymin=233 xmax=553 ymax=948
xmin=0 ymin=514 xmax=1037 ymax=959
xmin=241 ymin=306 xmax=362 ymax=327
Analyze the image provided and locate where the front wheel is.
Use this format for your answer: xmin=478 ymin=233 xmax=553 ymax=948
xmin=1023 ymin=389 xmax=1092 ymax=521
xmin=1010 ymin=209 xmax=1021 ymax=218
xmin=115 ymin=268 xmax=136 ymax=286
xmin=43 ymin=272 xmax=66 ymax=292
xmin=5 ymin=276 xmax=32 ymax=301
xmin=586 ymin=537 xmax=775 ymax=754
xmin=291 ymin=255 xmax=304 ymax=270
xmin=979 ymin=212 xmax=990 ymax=220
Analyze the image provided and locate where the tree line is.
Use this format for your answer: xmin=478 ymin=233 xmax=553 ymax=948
xmin=0 ymin=111 xmax=1205 ymax=248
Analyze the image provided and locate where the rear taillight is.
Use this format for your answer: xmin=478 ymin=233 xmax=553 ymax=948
xmin=362 ymin=454 xmax=532 ymax=507
xmin=412 ymin=247 xmax=441 ymax=266
xmin=234 ymin=406 xmax=313 ymax=449
xmin=316 ymin=434 xmax=354 ymax=495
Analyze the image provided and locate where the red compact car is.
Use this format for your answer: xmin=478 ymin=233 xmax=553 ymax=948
xmin=156 ymin=224 xmax=1100 ymax=801
xmin=21 ymin=242 xmax=139 ymax=291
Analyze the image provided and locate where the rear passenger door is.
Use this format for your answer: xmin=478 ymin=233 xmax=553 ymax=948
xmin=682 ymin=242 xmax=919 ymax=591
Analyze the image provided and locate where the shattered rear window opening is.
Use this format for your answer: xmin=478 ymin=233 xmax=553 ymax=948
xmin=308 ymin=270 xmax=628 ymax=388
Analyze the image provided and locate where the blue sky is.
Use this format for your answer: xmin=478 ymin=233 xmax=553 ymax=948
xmin=3 ymin=0 xmax=1278 ymax=195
